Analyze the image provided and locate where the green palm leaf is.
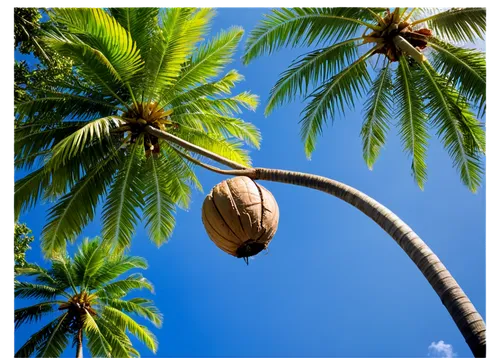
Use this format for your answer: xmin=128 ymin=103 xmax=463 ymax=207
xmin=412 ymin=8 xmax=486 ymax=43
xmin=361 ymin=61 xmax=393 ymax=169
xmin=243 ymin=8 xmax=379 ymax=64
xmin=395 ymin=57 xmax=429 ymax=188
xmin=428 ymin=38 xmax=486 ymax=114
xmin=175 ymin=126 xmax=252 ymax=166
xmin=101 ymin=306 xmax=158 ymax=352
xmin=266 ymin=38 xmax=361 ymax=115
xmin=15 ymin=302 xmax=59 ymax=328
xmin=96 ymin=273 xmax=154 ymax=298
xmin=47 ymin=116 xmax=120 ymax=170
xmin=108 ymin=7 xmax=159 ymax=58
xmin=174 ymin=26 xmax=243 ymax=90
xmin=41 ymin=149 xmax=120 ymax=256
xmin=50 ymin=8 xmax=143 ymax=84
xmin=143 ymin=8 xmax=213 ymax=100
xmin=300 ymin=47 xmax=374 ymax=157
xmin=142 ymin=155 xmax=177 ymax=246
xmin=418 ymin=61 xmax=484 ymax=192
xmin=15 ymin=313 xmax=70 ymax=358
xmin=102 ymin=138 xmax=145 ymax=250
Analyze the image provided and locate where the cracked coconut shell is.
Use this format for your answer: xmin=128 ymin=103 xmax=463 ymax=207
xmin=202 ymin=176 xmax=279 ymax=259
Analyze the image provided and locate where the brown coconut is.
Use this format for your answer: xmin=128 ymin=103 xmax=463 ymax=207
xmin=202 ymin=176 xmax=279 ymax=261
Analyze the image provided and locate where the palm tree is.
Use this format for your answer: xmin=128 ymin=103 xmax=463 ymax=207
xmin=14 ymin=8 xmax=485 ymax=357
xmin=15 ymin=237 xmax=162 ymax=357
xmin=15 ymin=8 xmax=260 ymax=255
xmin=242 ymin=7 xmax=486 ymax=192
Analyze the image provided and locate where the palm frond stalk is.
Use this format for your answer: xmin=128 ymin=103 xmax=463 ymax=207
xmin=15 ymin=238 xmax=162 ymax=357
xmin=243 ymin=7 xmax=486 ymax=192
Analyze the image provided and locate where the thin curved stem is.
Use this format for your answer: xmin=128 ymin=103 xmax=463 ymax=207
xmin=144 ymin=125 xmax=248 ymax=170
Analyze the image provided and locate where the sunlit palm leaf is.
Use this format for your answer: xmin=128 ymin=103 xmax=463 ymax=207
xmin=41 ymin=149 xmax=120 ymax=256
xmin=143 ymin=8 xmax=212 ymax=100
xmin=362 ymin=61 xmax=392 ymax=169
xmin=142 ymin=155 xmax=177 ymax=246
xmin=102 ymin=138 xmax=145 ymax=250
xmin=243 ymin=8 xmax=379 ymax=64
xmin=50 ymin=8 xmax=143 ymax=84
xmin=266 ymin=38 xmax=361 ymax=115
xmin=301 ymin=48 xmax=374 ymax=157
xmin=395 ymin=57 xmax=429 ymax=188
xmin=428 ymin=38 xmax=486 ymax=114
xmin=174 ymin=26 xmax=243 ymax=90
xmin=418 ymin=61 xmax=484 ymax=192
xmin=412 ymin=7 xmax=486 ymax=43
xmin=47 ymin=116 xmax=120 ymax=169
xmin=102 ymin=306 xmax=158 ymax=352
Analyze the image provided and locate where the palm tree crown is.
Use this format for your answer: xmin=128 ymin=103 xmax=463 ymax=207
xmin=15 ymin=8 xmax=260 ymax=256
xmin=243 ymin=7 xmax=485 ymax=191
xmin=15 ymin=237 xmax=162 ymax=357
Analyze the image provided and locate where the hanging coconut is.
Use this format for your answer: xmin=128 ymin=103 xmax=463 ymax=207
xmin=202 ymin=176 xmax=279 ymax=263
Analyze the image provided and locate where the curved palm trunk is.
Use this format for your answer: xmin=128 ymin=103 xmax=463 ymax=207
xmin=76 ymin=328 xmax=83 ymax=358
xmin=146 ymin=125 xmax=486 ymax=357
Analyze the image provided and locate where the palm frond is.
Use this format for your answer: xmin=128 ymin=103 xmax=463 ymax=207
xmin=91 ymin=315 xmax=135 ymax=358
xmin=412 ymin=7 xmax=486 ymax=43
xmin=72 ymin=238 xmax=109 ymax=289
xmin=174 ymin=126 xmax=252 ymax=166
xmin=428 ymin=38 xmax=486 ymax=114
xmin=165 ymin=69 xmax=244 ymax=107
xmin=243 ymin=8 xmax=379 ymax=64
xmin=15 ymin=302 xmax=59 ymax=328
xmin=361 ymin=61 xmax=393 ymax=169
xmin=47 ymin=116 xmax=120 ymax=170
xmin=395 ymin=57 xmax=429 ymax=188
xmin=50 ymin=8 xmax=143 ymax=84
xmin=143 ymin=8 xmax=213 ymax=100
xmin=14 ymin=167 xmax=51 ymax=220
xmin=83 ymin=310 xmax=112 ymax=358
xmin=418 ymin=61 xmax=484 ymax=192
xmin=173 ymin=112 xmax=261 ymax=149
xmin=15 ymin=281 xmax=63 ymax=300
xmin=108 ymin=7 xmax=159 ymax=58
xmin=141 ymin=154 xmax=177 ymax=246
xmin=102 ymin=138 xmax=145 ymax=251
xmin=174 ymin=26 xmax=243 ymax=90
xmin=41 ymin=148 xmax=120 ymax=257
xmin=96 ymin=273 xmax=154 ymax=299
xmin=300 ymin=47 xmax=374 ymax=157
xmin=101 ymin=297 xmax=163 ymax=328
xmin=102 ymin=306 xmax=158 ymax=352
xmin=265 ymin=38 xmax=361 ymax=115
xmin=15 ymin=313 xmax=69 ymax=358
xmin=88 ymin=255 xmax=148 ymax=290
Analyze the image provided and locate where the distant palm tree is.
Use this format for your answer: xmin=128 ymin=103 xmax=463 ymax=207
xmin=15 ymin=8 xmax=260 ymax=256
xmin=15 ymin=237 xmax=162 ymax=357
xmin=243 ymin=7 xmax=486 ymax=191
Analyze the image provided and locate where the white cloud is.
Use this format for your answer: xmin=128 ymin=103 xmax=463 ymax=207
xmin=428 ymin=340 xmax=456 ymax=358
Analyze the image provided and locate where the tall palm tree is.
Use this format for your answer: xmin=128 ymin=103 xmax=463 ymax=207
xmin=15 ymin=237 xmax=162 ymax=357
xmin=15 ymin=8 xmax=260 ymax=256
xmin=14 ymin=8 xmax=486 ymax=357
xmin=243 ymin=7 xmax=486 ymax=192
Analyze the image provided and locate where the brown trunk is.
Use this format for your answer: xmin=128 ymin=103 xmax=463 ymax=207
xmin=146 ymin=125 xmax=486 ymax=357
xmin=76 ymin=328 xmax=83 ymax=358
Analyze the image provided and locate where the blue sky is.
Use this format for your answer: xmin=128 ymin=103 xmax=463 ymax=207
xmin=14 ymin=8 xmax=486 ymax=358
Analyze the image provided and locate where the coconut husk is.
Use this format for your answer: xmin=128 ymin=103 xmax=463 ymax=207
xmin=202 ymin=176 xmax=279 ymax=260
